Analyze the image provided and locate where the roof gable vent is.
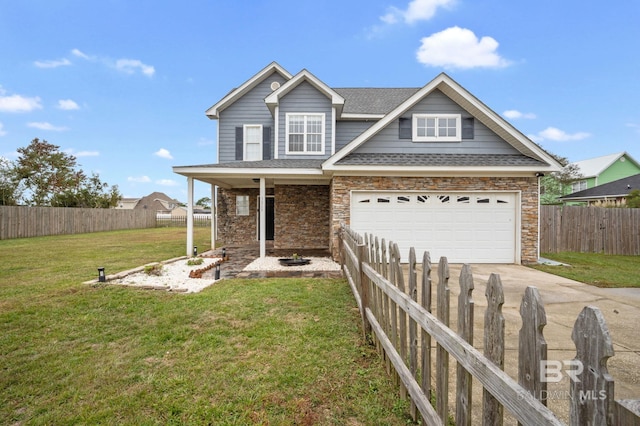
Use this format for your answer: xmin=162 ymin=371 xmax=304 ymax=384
xmin=270 ymin=81 xmax=281 ymax=91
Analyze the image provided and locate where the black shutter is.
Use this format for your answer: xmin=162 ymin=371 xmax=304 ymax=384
xmin=399 ymin=117 xmax=412 ymax=139
xmin=462 ymin=117 xmax=474 ymax=139
xmin=262 ymin=126 xmax=272 ymax=160
xmin=235 ymin=126 xmax=243 ymax=160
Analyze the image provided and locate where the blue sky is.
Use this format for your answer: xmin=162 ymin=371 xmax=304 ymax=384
xmin=1 ymin=0 xmax=639 ymax=202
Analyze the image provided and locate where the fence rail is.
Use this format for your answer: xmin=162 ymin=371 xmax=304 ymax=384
xmin=156 ymin=214 xmax=211 ymax=227
xmin=339 ymin=224 xmax=640 ymax=425
xmin=0 ymin=206 xmax=156 ymax=239
xmin=540 ymin=205 xmax=640 ymax=255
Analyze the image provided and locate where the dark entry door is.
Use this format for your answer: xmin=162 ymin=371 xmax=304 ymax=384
xmin=258 ymin=197 xmax=275 ymax=241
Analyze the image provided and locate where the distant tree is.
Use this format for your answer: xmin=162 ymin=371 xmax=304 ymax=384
xmin=626 ymin=189 xmax=640 ymax=208
xmin=540 ymin=153 xmax=583 ymax=205
xmin=0 ymin=157 xmax=21 ymax=205
xmin=196 ymin=196 xmax=211 ymax=209
xmin=13 ymin=138 xmax=121 ymax=207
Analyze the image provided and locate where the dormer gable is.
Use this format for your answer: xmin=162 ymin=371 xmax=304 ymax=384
xmin=205 ymin=62 xmax=292 ymax=119
xmin=265 ymin=69 xmax=345 ymax=117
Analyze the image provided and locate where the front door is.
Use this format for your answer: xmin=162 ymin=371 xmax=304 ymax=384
xmin=257 ymin=196 xmax=275 ymax=241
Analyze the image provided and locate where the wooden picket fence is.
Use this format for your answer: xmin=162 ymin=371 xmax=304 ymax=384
xmin=339 ymin=224 xmax=640 ymax=425
xmin=540 ymin=205 xmax=640 ymax=255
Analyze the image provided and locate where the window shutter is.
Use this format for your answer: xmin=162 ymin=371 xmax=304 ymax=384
xmin=462 ymin=117 xmax=474 ymax=139
xmin=262 ymin=126 xmax=272 ymax=160
xmin=235 ymin=126 xmax=243 ymax=160
xmin=399 ymin=117 xmax=412 ymax=139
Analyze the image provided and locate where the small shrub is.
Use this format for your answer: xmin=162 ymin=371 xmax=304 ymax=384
xmin=144 ymin=264 xmax=163 ymax=276
xmin=187 ymin=258 xmax=204 ymax=266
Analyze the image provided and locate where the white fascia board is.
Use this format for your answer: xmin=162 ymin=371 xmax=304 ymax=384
xmin=173 ymin=166 xmax=325 ymax=177
xmin=339 ymin=113 xmax=385 ymax=120
xmin=205 ymin=62 xmax=292 ymax=119
xmin=264 ymin=69 xmax=345 ymax=116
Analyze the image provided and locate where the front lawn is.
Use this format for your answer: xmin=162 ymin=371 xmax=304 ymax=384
xmin=0 ymin=228 xmax=413 ymax=425
xmin=531 ymin=252 xmax=640 ymax=288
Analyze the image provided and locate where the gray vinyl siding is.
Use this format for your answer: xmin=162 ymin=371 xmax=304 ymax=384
xmin=218 ymin=71 xmax=288 ymax=162
xmin=277 ymin=81 xmax=333 ymax=159
xmin=353 ymin=89 xmax=520 ymax=155
xmin=335 ymin=120 xmax=376 ymax=151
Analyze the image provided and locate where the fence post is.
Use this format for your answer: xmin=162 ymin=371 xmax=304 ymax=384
xmin=421 ymin=251 xmax=433 ymax=406
xmin=408 ymin=247 xmax=418 ymax=421
xmin=456 ymin=264 xmax=474 ymax=426
xmin=357 ymin=239 xmax=371 ymax=339
xmin=518 ymin=286 xmax=548 ymax=418
xmin=570 ymin=306 xmax=615 ymax=426
xmin=483 ymin=273 xmax=505 ymax=426
xmin=436 ymin=256 xmax=450 ymax=422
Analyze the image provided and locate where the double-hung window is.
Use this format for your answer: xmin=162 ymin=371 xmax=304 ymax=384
xmin=285 ymin=113 xmax=325 ymax=154
xmin=244 ymin=125 xmax=262 ymax=161
xmin=572 ymin=180 xmax=587 ymax=193
xmin=412 ymin=114 xmax=461 ymax=142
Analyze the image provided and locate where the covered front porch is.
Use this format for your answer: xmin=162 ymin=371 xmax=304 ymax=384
xmin=172 ymin=160 xmax=331 ymax=259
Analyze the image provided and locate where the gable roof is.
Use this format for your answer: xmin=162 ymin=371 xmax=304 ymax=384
xmin=561 ymin=173 xmax=640 ymax=201
xmin=323 ymin=72 xmax=562 ymax=171
xmin=264 ymin=69 xmax=345 ymax=116
xmin=205 ymin=62 xmax=292 ymax=119
xmin=571 ymin=152 xmax=640 ymax=178
xmin=334 ymin=88 xmax=421 ymax=117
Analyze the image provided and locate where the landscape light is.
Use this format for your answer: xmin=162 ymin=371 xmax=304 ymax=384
xmin=193 ymin=246 xmax=198 ymax=256
xmin=98 ymin=267 xmax=106 ymax=283
xmin=215 ymin=263 xmax=221 ymax=280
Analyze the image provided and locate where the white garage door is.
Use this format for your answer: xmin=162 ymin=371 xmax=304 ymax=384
xmin=350 ymin=191 xmax=518 ymax=263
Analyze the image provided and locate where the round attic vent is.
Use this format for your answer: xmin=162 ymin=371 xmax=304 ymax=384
xmin=270 ymin=81 xmax=281 ymax=91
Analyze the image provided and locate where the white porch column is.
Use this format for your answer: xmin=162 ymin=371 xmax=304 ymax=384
xmin=259 ymin=177 xmax=266 ymax=258
xmin=186 ymin=177 xmax=194 ymax=257
xmin=210 ymin=184 xmax=216 ymax=251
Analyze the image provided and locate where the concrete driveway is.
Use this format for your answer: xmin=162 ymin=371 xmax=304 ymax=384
xmin=421 ymin=263 xmax=640 ymax=423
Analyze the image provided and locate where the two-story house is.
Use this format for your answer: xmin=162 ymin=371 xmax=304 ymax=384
xmin=173 ymin=62 xmax=561 ymax=264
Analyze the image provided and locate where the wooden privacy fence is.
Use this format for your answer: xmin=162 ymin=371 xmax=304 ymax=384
xmin=0 ymin=206 xmax=156 ymax=239
xmin=339 ymin=224 xmax=640 ymax=425
xmin=540 ymin=205 xmax=640 ymax=255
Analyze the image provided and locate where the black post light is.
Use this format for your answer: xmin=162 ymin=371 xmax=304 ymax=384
xmin=98 ymin=267 xmax=106 ymax=283
xmin=215 ymin=263 xmax=221 ymax=280
xmin=193 ymin=246 xmax=198 ymax=256
xmin=222 ymin=247 xmax=226 ymax=259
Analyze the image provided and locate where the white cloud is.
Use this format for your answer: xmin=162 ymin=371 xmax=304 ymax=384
xmin=503 ymin=110 xmax=536 ymax=120
xmin=530 ymin=127 xmax=591 ymax=142
xmin=0 ymin=122 xmax=6 ymax=137
xmin=416 ymin=26 xmax=511 ymax=69
xmin=128 ymin=176 xmax=152 ymax=183
xmin=382 ymin=0 xmax=455 ymax=25
xmin=27 ymin=122 xmax=68 ymax=131
xmin=156 ymin=179 xmax=179 ymax=187
xmin=115 ymin=59 xmax=155 ymax=77
xmin=154 ymin=148 xmax=173 ymax=160
xmin=197 ymin=137 xmax=215 ymax=146
xmin=0 ymin=90 xmax=43 ymax=113
xmin=57 ymin=99 xmax=80 ymax=110
xmin=75 ymin=150 xmax=99 ymax=157
xmin=34 ymin=58 xmax=72 ymax=68
xmin=71 ymin=48 xmax=92 ymax=60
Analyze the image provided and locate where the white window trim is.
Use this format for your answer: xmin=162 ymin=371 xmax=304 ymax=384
xmin=236 ymin=195 xmax=249 ymax=216
xmin=243 ymin=124 xmax=263 ymax=161
xmin=285 ymin=113 xmax=326 ymax=155
xmin=412 ymin=113 xmax=461 ymax=142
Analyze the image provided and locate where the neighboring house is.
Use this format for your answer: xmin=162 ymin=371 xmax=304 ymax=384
xmin=569 ymin=152 xmax=640 ymax=193
xmin=561 ymin=173 xmax=640 ymax=206
xmin=116 ymin=192 xmax=182 ymax=214
xmin=173 ymin=62 xmax=561 ymax=264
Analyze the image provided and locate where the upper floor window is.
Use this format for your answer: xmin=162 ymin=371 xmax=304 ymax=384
xmin=286 ymin=113 xmax=325 ymax=154
xmin=244 ymin=125 xmax=262 ymax=161
xmin=412 ymin=114 xmax=461 ymax=142
xmin=572 ymin=180 xmax=587 ymax=193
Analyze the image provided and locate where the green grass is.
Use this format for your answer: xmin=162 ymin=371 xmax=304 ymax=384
xmin=0 ymin=228 xmax=414 ymax=425
xmin=531 ymin=252 xmax=640 ymax=288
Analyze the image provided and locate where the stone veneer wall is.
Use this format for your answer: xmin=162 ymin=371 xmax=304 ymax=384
xmin=329 ymin=176 xmax=539 ymax=264
xmin=274 ymin=185 xmax=330 ymax=249
xmin=216 ymin=188 xmax=273 ymax=246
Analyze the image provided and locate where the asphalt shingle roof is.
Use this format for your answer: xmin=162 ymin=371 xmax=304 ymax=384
xmin=334 ymin=88 xmax=421 ymax=115
xmin=335 ymin=153 xmax=546 ymax=167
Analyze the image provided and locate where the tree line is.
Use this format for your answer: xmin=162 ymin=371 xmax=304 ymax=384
xmin=0 ymin=139 xmax=120 ymax=208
